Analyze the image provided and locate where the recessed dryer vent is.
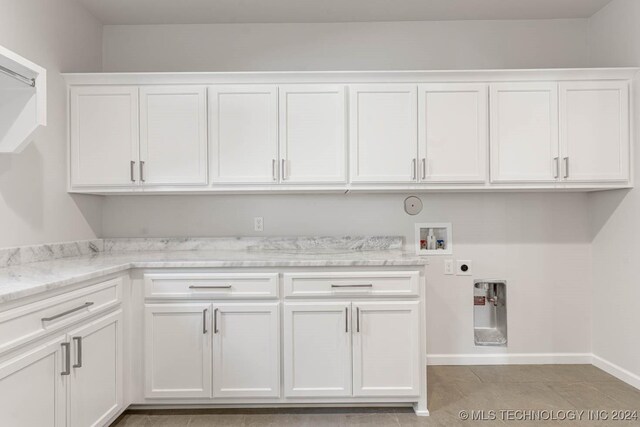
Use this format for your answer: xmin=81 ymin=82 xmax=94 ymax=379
xmin=474 ymin=280 xmax=507 ymax=347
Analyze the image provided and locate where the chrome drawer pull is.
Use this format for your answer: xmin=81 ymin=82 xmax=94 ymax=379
xmin=42 ymin=302 xmax=94 ymax=322
xmin=331 ymin=284 xmax=373 ymax=288
xmin=356 ymin=307 xmax=361 ymax=333
xmin=345 ymin=307 xmax=349 ymax=333
xmin=214 ymin=308 xmax=219 ymax=334
xmin=189 ymin=285 xmax=232 ymax=289
xmin=203 ymin=308 xmax=208 ymax=334
xmin=61 ymin=342 xmax=71 ymax=376
xmin=73 ymin=337 xmax=82 ymax=368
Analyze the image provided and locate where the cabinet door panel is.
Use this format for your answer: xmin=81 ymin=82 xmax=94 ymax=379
xmin=419 ymin=84 xmax=487 ymax=183
xmin=0 ymin=337 xmax=65 ymax=427
xmin=140 ymin=86 xmax=208 ymax=185
xmin=490 ymin=83 xmax=559 ymax=183
xmin=68 ymin=310 xmax=123 ymax=427
xmin=210 ymin=85 xmax=278 ymax=183
xmin=350 ymin=85 xmax=418 ymax=183
xmin=144 ymin=303 xmax=212 ymax=398
xmin=279 ymin=85 xmax=346 ymax=183
xmin=352 ymin=301 xmax=420 ymax=397
xmin=284 ymin=302 xmax=351 ymax=397
xmin=213 ymin=303 xmax=280 ymax=397
xmin=560 ymin=81 xmax=630 ymax=182
xmin=70 ymin=86 xmax=139 ymax=187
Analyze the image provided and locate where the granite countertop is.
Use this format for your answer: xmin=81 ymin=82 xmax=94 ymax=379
xmin=0 ymin=245 xmax=428 ymax=304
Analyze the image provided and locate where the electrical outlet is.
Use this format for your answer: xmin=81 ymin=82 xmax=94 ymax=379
xmin=444 ymin=259 xmax=454 ymax=275
xmin=457 ymin=260 xmax=472 ymax=276
xmin=254 ymin=217 xmax=264 ymax=232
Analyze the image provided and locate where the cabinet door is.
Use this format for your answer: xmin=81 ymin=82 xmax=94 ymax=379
xmin=140 ymin=86 xmax=208 ymax=185
xmin=212 ymin=303 xmax=279 ymax=398
xmin=0 ymin=337 xmax=66 ymax=427
xmin=352 ymin=301 xmax=420 ymax=397
xmin=279 ymin=85 xmax=347 ymax=183
xmin=67 ymin=310 xmax=123 ymax=427
xmin=144 ymin=303 xmax=212 ymax=398
xmin=490 ymin=83 xmax=559 ymax=183
xmin=349 ymin=85 xmax=418 ymax=183
xmin=559 ymin=81 xmax=630 ymax=182
xmin=283 ymin=302 xmax=351 ymax=397
xmin=209 ymin=85 xmax=278 ymax=183
xmin=70 ymin=86 xmax=139 ymax=187
xmin=418 ymin=84 xmax=487 ymax=183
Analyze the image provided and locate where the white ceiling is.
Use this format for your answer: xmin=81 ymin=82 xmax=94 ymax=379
xmin=77 ymin=0 xmax=613 ymax=25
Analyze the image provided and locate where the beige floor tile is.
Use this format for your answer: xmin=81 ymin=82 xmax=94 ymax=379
xmin=427 ymin=366 xmax=482 ymax=384
xmin=547 ymin=382 xmax=623 ymax=410
xmin=188 ymin=414 xmax=246 ymax=426
xmin=589 ymin=381 xmax=640 ymax=409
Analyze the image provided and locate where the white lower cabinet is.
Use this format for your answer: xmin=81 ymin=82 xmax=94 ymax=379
xmin=352 ymin=301 xmax=420 ymax=397
xmin=144 ymin=303 xmax=212 ymax=398
xmin=212 ymin=303 xmax=280 ymax=397
xmin=67 ymin=310 xmax=124 ymax=427
xmin=0 ymin=336 xmax=66 ymax=427
xmin=283 ymin=300 xmax=420 ymax=398
xmin=283 ymin=302 xmax=352 ymax=397
xmin=0 ymin=310 xmax=124 ymax=427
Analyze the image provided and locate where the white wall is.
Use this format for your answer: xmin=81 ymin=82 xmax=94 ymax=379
xmin=103 ymin=192 xmax=593 ymax=358
xmin=588 ymin=0 xmax=640 ymax=385
xmin=104 ymin=19 xmax=595 ymax=359
xmin=103 ymin=19 xmax=589 ymax=71
xmin=0 ymin=0 xmax=103 ymax=247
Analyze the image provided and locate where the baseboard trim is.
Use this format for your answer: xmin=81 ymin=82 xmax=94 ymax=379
xmin=592 ymin=354 xmax=640 ymax=390
xmin=426 ymin=353 xmax=592 ymax=365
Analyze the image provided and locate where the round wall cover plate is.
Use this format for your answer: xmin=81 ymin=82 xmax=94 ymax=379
xmin=404 ymin=196 xmax=423 ymax=215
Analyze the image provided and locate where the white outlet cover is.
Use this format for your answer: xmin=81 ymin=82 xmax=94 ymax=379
xmin=457 ymin=260 xmax=472 ymax=276
xmin=444 ymin=259 xmax=454 ymax=275
xmin=254 ymin=217 xmax=264 ymax=232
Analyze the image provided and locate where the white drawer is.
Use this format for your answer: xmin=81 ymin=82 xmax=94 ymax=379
xmin=283 ymin=272 xmax=419 ymax=298
xmin=144 ymin=273 xmax=279 ymax=299
xmin=0 ymin=277 xmax=123 ymax=354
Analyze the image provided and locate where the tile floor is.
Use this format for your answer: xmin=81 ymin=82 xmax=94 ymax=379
xmin=112 ymin=365 xmax=640 ymax=426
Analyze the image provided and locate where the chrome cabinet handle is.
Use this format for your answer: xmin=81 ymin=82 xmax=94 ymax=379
xmin=42 ymin=302 xmax=94 ymax=322
xmin=272 ymin=159 xmax=277 ymax=181
xmin=563 ymin=157 xmax=569 ymax=179
xmin=61 ymin=342 xmax=71 ymax=376
xmin=281 ymin=159 xmax=287 ymax=181
xmin=130 ymin=161 xmax=136 ymax=182
xmin=412 ymin=159 xmax=417 ymax=180
xmin=189 ymin=285 xmax=232 ymax=289
xmin=356 ymin=307 xmax=360 ymax=333
xmin=331 ymin=284 xmax=373 ymax=288
xmin=140 ymin=160 xmax=145 ymax=182
xmin=202 ymin=309 xmax=208 ymax=334
xmin=214 ymin=308 xmax=219 ymax=334
xmin=345 ymin=307 xmax=349 ymax=333
xmin=553 ymin=157 xmax=559 ymax=179
xmin=73 ymin=337 xmax=82 ymax=368
xmin=421 ymin=158 xmax=427 ymax=180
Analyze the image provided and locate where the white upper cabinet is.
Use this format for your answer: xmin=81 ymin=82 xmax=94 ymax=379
xmin=279 ymin=85 xmax=347 ymax=183
xmin=139 ymin=86 xmax=208 ymax=186
xmin=70 ymin=86 xmax=139 ymax=187
xmin=349 ymin=84 xmax=418 ymax=183
xmin=209 ymin=85 xmax=278 ymax=184
xmin=490 ymin=82 xmax=559 ymax=183
xmin=418 ymin=84 xmax=487 ymax=183
xmin=559 ymin=81 xmax=630 ymax=183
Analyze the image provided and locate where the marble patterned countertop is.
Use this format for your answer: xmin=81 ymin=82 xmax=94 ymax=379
xmin=0 ymin=237 xmax=428 ymax=304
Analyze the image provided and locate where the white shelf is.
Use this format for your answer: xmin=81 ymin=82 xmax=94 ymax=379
xmin=0 ymin=44 xmax=46 ymax=154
